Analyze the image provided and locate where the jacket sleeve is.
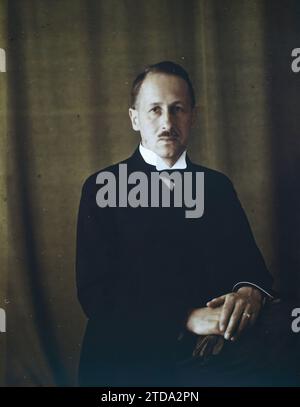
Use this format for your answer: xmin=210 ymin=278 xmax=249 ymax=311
xmin=75 ymin=175 xmax=137 ymax=326
xmin=232 ymin=282 xmax=276 ymax=300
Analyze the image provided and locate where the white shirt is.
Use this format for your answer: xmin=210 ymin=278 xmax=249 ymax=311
xmin=139 ymin=143 xmax=187 ymax=189
xmin=139 ymin=143 xmax=187 ymax=170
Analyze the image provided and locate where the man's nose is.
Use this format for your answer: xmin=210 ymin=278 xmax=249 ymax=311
xmin=161 ymin=110 xmax=173 ymax=131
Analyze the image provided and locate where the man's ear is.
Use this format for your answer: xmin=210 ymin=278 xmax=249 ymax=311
xmin=129 ymin=108 xmax=140 ymax=131
xmin=191 ymin=105 xmax=198 ymax=128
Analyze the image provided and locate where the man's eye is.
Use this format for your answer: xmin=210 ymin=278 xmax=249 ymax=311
xmin=174 ymin=106 xmax=183 ymax=112
xmin=150 ymin=107 xmax=161 ymax=113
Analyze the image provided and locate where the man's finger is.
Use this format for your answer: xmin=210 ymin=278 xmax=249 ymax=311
xmin=219 ymin=295 xmax=236 ymax=333
xmin=193 ymin=336 xmax=208 ymax=357
xmin=206 ymin=295 xmax=226 ymax=308
xmin=248 ymin=308 xmax=259 ymax=327
xmin=212 ymin=336 xmax=224 ymax=355
xmin=224 ymin=301 xmax=245 ymax=340
xmin=231 ymin=305 xmax=252 ymax=341
xmin=203 ymin=336 xmax=218 ymax=358
xmin=193 ymin=335 xmax=216 ymax=358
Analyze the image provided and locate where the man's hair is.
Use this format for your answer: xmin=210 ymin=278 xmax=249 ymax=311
xmin=130 ymin=61 xmax=195 ymax=109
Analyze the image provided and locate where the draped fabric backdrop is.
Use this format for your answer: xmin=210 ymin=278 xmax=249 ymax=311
xmin=0 ymin=0 xmax=299 ymax=386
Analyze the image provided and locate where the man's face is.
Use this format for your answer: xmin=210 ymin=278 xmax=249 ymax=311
xmin=129 ymin=73 xmax=196 ymax=165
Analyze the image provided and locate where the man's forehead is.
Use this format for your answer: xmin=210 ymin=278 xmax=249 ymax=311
xmin=138 ymin=73 xmax=190 ymax=105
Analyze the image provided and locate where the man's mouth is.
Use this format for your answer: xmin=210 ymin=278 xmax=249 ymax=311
xmin=158 ymin=132 xmax=178 ymax=141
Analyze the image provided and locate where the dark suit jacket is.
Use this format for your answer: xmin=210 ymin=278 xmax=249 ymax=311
xmin=76 ymin=146 xmax=273 ymax=386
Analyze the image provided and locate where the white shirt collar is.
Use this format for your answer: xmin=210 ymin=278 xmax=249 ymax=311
xmin=139 ymin=143 xmax=187 ymax=170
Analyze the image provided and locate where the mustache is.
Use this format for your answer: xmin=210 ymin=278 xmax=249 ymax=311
xmin=158 ymin=130 xmax=178 ymax=138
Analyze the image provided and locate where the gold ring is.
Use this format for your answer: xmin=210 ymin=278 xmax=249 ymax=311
xmin=243 ymin=312 xmax=251 ymax=318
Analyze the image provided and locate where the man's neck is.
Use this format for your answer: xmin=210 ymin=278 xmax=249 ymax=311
xmin=139 ymin=143 xmax=187 ymax=170
xmin=161 ymin=155 xmax=181 ymax=168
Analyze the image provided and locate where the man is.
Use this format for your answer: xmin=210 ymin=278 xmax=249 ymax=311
xmin=76 ymin=61 xmax=274 ymax=386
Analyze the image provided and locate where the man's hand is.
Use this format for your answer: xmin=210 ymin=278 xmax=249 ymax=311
xmin=185 ymin=305 xmax=223 ymax=336
xmin=185 ymin=307 xmax=225 ymax=359
xmin=184 ymin=287 xmax=263 ymax=360
xmin=206 ymin=286 xmax=263 ymax=341
xmin=192 ymin=335 xmax=225 ymax=359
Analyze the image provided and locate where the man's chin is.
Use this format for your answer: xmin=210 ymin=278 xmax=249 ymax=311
xmin=154 ymin=146 xmax=182 ymax=161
